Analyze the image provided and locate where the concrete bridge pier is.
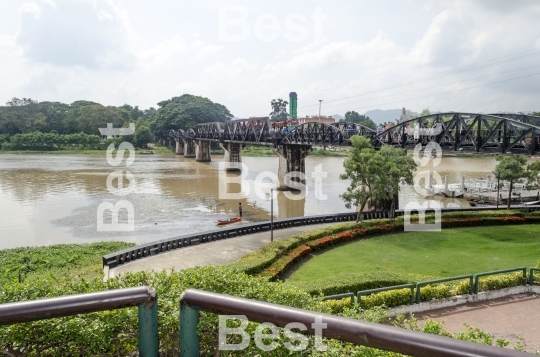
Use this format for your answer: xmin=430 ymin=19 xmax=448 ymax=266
xmin=175 ymin=138 xmax=184 ymax=155
xmin=195 ymin=140 xmax=211 ymax=162
xmin=273 ymin=144 xmax=313 ymax=191
xmin=169 ymin=138 xmax=175 ymax=148
xmin=219 ymin=142 xmax=245 ymax=171
xmin=183 ymin=138 xmax=196 ymax=158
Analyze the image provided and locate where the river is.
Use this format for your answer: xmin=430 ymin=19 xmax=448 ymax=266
xmin=0 ymin=153 xmax=505 ymax=249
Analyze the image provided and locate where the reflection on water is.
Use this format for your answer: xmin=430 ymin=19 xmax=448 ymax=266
xmin=0 ymin=153 xmax=518 ymax=249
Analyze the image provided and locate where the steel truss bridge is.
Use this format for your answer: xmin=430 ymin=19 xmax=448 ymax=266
xmin=371 ymin=113 xmax=540 ymax=155
xmin=157 ymin=118 xmax=376 ymax=147
xmin=155 ymin=113 xmax=540 ymax=156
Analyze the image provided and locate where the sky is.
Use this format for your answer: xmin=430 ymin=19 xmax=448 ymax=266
xmin=0 ymin=0 xmax=539 ymax=118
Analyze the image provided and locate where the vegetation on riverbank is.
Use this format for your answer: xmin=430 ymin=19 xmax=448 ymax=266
xmin=309 ymin=148 xmax=349 ymax=156
xmin=0 ymin=242 xmax=134 ymax=284
xmin=240 ymin=145 xmax=350 ymax=157
xmin=241 ymin=145 xmax=275 ymax=156
xmin=0 ymin=145 xmax=175 ymax=155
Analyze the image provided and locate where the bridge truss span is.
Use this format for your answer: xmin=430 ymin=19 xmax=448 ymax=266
xmin=372 ymin=112 xmax=540 ymax=155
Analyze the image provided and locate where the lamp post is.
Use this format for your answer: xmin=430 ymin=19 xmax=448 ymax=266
xmin=318 ymin=100 xmax=323 ymax=122
xmin=270 ymin=188 xmax=274 ymax=242
xmin=496 ymin=177 xmax=500 ymax=208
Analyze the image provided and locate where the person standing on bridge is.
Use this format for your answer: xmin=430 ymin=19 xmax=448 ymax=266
xmin=238 ymin=202 xmax=243 ymax=218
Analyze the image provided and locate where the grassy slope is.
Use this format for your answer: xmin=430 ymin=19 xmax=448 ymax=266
xmin=288 ymin=224 xmax=540 ymax=282
xmin=0 ymin=242 xmax=134 ymax=283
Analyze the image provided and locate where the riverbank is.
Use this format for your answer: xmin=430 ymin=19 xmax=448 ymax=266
xmin=240 ymin=146 xmax=349 ymax=157
xmin=0 ymin=146 xmax=175 ymax=155
xmin=0 ymin=242 xmax=134 ymax=283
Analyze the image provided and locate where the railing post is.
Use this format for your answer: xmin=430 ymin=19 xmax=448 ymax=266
xmin=528 ymin=268 xmax=540 ymax=285
xmin=138 ymin=296 xmax=159 ymax=357
xmin=474 ymin=275 xmax=480 ymax=294
xmin=180 ymin=301 xmax=200 ymax=357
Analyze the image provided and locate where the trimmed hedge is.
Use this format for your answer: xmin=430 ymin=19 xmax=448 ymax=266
xmin=319 ymin=272 xmax=527 ymax=312
xmin=290 ymin=271 xmax=432 ymax=296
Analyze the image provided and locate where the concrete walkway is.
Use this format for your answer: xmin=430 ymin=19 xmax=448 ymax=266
xmin=108 ymin=223 xmax=335 ymax=278
xmin=415 ymin=294 xmax=540 ymax=352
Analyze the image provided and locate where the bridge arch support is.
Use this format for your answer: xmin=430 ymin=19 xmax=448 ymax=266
xmin=219 ymin=142 xmax=245 ymax=172
xmin=195 ymin=140 xmax=211 ymax=162
xmin=273 ymin=144 xmax=313 ymax=191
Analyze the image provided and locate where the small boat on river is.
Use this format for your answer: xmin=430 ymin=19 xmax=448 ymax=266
xmin=217 ymin=217 xmax=242 ymax=225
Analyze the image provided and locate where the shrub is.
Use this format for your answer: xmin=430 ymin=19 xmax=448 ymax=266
xmin=0 ymin=266 xmax=315 ymax=356
xmin=361 ymin=288 xmax=413 ymax=309
xmin=478 ymin=272 xmax=525 ymax=292
xmin=287 ymin=271 xmax=432 ymax=296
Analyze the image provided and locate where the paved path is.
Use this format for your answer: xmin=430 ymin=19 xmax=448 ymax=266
xmin=108 ymin=223 xmax=335 ymax=278
xmin=415 ymin=294 xmax=540 ymax=352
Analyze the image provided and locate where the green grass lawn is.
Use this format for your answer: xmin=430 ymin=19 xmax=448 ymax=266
xmin=288 ymin=224 xmax=540 ymax=282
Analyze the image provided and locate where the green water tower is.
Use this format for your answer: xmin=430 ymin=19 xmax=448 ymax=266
xmin=289 ymin=92 xmax=297 ymax=119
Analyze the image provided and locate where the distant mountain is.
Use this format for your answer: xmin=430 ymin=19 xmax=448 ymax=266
xmin=331 ymin=114 xmax=344 ymax=122
xmin=363 ymin=109 xmax=419 ymax=124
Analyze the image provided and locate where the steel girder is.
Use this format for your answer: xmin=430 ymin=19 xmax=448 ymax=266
xmin=371 ymin=112 xmax=540 ymax=155
xmin=331 ymin=122 xmax=376 ymax=139
xmin=281 ymin=122 xmax=345 ymax=146
xmin=489 ymin=113 xmax=540 ymax=127
xmin=159 ymin=120 xmax=376 ymax=147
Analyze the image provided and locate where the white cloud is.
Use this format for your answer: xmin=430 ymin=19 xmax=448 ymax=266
xmin=1 ymin=0 xmax=540 ymax=116
xmin=194 ymin=44 xmax=223 ymax=60
xmin=16 ymin=0 xmax=135 ymax=70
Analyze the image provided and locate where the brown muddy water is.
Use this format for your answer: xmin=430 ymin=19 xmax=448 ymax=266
xmin=0 ymin=154 xmax=508 ymax=249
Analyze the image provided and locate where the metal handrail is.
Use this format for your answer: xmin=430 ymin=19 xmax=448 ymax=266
xmin=473 ymin=267 xmax=527 ymax=294
xmin=0 ymin=286 xmax=158 ymax=357
xmin=416 ymin=275 xmax=474 ymax=303
xmin=180 ymin=289 xmax=533 ymax=357
xmin=358 ymin=284 xmax=415 ymax=306
xmin=321 ymin=292 xmax=355 ymax=305
xmin=529 ymin=267 xmax=540 ymax=285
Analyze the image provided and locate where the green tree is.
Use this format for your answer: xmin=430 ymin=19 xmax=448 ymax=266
xmin=133 ymin=121 xmax=153 ymax=148
xmin=152 ymin=94 xmax=232 ymax=131
xmin=344 ymin=111 xmax=377 ymax=129
xmin=532 ymin=111 xmax=540 ymax=116
xmin=39 ymin=101 xmax=70 ymax=133
xmin=0 ymin=98 xmax=43 ymax=135
xmin=63 ymin=104 xmax=131 ymax=135
xmin=120 ymin=104 xmax=152 ymax=122
xmin=419 ymin=108 xmax=431 ymax=117
xmin=340 ymin=136 xmax=417 ymax=221
xmin=525 ymin=161 xmax=540 ymax=191
xmin=269 ymin=98 xmax=289 ymax=121
xmin=493 ymin=155 xmax=528 ymax=209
